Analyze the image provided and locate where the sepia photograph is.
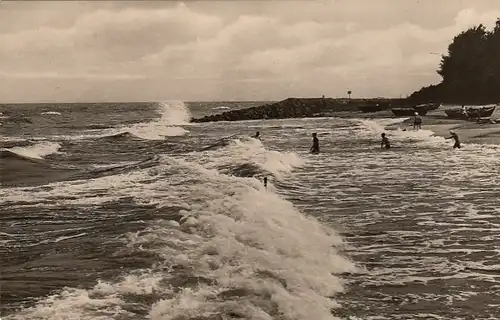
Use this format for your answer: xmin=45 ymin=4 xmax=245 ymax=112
xmin=1 ymin=0 xmax=500 ymax=319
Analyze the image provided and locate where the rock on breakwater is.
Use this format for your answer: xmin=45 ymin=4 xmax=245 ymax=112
xmin=190 ymin=97 xmax=403 ymax=123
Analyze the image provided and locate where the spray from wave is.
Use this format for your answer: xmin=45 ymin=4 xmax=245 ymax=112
xmin=50 ymin=102 xmax=192 ymax=142
xmin=125 ymin=101 xmax=191 ymax=140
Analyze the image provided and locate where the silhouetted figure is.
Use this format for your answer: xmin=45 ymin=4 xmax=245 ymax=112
xmin=475 ymin=109 xmax=481 ymax=123
xmin=461 ymin=105 xmax=469 ymax=118
xmin=446 ymin=130 xmax=461 ymax=149
xmin=310 ymin=133 xmax=319 ymax=154
xmin=254 ymin=131 xmax=261 ymax=140
xmin=263 ymin=177 xmax=268 ymax=188
xmin=381 ymin=133 xmax=390 ymax=149
xmin=413 ymin=112 xmax=422 ymax=130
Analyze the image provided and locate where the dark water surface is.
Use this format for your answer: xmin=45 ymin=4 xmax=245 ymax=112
xmin=1 ymin=102 xmax=499 ymax=320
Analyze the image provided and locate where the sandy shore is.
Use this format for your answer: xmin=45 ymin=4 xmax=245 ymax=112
xmin=382 ymin=108 xmax=500 ymax=145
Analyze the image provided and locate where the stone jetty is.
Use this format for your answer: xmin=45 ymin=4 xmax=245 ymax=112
xmin=190 ymin=97 xmax=402 ymax=123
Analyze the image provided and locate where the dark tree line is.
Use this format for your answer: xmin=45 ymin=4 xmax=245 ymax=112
xmin=408 ymin=18 xmax=500 ymax=104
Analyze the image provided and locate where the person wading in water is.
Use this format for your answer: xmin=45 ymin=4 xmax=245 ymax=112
xmin=381 ymin=133 xmax=390 ymax=149
xmin=413 ymin=112 xmax=422 ymax=130
xmin=310 ymin=133 xmax=319 ymax=154
xmin=446 ymin=130 xmax=461 ymax=149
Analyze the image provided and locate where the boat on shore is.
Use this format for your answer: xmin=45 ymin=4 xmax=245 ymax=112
xmin=416 ymin=102 xmax=441 ymax=111
xmin=390 ymin=102 xmax=440 ymax=117
xmin=444 ymin=105 xmax=497 ymax=120
xmin=358 ymin=103 xmax=392 ymax=113
xmin=391 ymin=108 xmax=429 ymax=116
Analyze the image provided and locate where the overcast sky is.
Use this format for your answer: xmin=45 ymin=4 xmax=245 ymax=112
xmin=1 ymin=0 xmax=499 ymax=102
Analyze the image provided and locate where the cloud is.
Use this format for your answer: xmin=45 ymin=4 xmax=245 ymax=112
xmin=0 ymin=1 xmax=499 ymax=102
xmin=0 ymin=3 xmax=223 ymax=75
xmin=0 ymin=71 xmax=148 ymax=80
xmin=455 ymin=7 xmax=500 ymax=30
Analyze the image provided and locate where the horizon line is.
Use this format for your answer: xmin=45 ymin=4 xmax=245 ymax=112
xmin=0 ymin=96 xmax=409 ymax=105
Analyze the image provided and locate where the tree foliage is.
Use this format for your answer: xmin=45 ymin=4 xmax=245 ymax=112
xmin=408 ymin=18 xmax=500 ymax=104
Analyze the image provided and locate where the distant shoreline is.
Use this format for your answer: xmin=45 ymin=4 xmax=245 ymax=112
xmin=0 ymin=100 xmax=275 ymax=106
xmin=1 ymin=98 xmax=498 ymax=107
xmin=0 ymin=98 xmax=397 ymax=106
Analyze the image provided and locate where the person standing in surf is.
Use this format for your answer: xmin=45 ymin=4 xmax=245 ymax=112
xmin=461 ymin=105 xmax=468 ymax=117
xmin=446 ymin=130 xmax=461 ymax=149
xmin=310 ymin=133 xmax=319 ymax=154
xmin=413 ymin=112 xmax=422 ymax=130
xmin=381 ymin=133 xmax=390 ymax=149
xmin=253 ymin=131 xmax=261 ymax=140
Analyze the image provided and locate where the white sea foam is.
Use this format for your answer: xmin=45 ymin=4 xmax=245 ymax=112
xmin=188 ymin=137 xmax=305 ymax=180
xmin=4 ymin=148 xmax=355 ymax=320
xmin=5 ymin=114 xmax=500 ymax=320
xmin=2 ymin=141 xmax=61 ymax=159
xmin=41 ymin=111 xmax=62 ymax=115
xmin=126 ymin=101 xmax=191 ymax=139
xmin=37 ymin=101 xmax=192 ymax=141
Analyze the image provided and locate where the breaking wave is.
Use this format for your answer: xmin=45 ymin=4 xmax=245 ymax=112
xmin=2 ymin=141 xmax=61 ymax=159
xmin=125 ymin=101 xmax=191 ymax=140
xmin=2 ymin=135 xmax=355 ymax=320
xmin=98 ymin=131 xmax=146 ymax=141
xmin=41 ymin=111 xmax=62 ymax=116
xmin=190 ymin=137 xmax=305 ymax=181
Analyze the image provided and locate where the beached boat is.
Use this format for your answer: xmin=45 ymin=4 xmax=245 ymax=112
xmin=358 ymin=103 xmax=392 ymax=113
xmin=391 ymin=108 xmax=428 ymax=117
xmin=390 ymin=102 xmax=440 ymax=117
xmin=444 ymin=105 xmax=497 ymax=120
xmin=416 ymin=102 xmax=441 ymax=111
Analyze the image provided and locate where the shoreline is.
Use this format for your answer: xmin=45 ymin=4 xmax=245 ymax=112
xmin=380 ymin=109 xmax=500 ymax=146
xmin=307 ymin=107 xmax=500 ymax=147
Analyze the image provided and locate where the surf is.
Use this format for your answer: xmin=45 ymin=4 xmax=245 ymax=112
xmin=41 ymin=111 xmax=61 ymax=116
xmin=3 ymin=155 xmax=355 ymax=320
xmin=3 ymin=141 xmax=61 ymax=160
xmin=191 ymin=136 xmax=305 ymax=181
xmin=124 ymin=101 xmax=191 ymax=140
xmin=42 ymin=101 xmax=192 ymax=142
xmin=2 ymin=141 xmax=355 ymax=320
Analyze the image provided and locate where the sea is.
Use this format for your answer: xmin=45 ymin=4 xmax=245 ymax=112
xmin=1 ymin=101 xmax=500 ymax=320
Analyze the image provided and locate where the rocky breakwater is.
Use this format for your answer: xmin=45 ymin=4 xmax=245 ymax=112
xmin=190 ymin=97 xmax=397 ymax=123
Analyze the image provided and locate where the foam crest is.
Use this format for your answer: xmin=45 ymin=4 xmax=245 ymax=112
xmin=5 ymin=156 xmax=354 ymax=320
xmin=139 ymin=160 xmax=354 ymax=319
xmin=354 ymin=118 xmax=455 ymax=149
xmin=41 ymin=111 xmax=61 ymax=115
xmin=0 ymin=169 xmax=150 ymax=206
xmin=392 ymin=127 xmax=436 ymax=139
xmin=3 ymin=141 xmax=61 ymax=159
xmin=6 ymin=273 xmax=164 ymax=320
xmin=126 ymin=101 xmax=191 ymax=139
xmin=357 ymin=118 xmax=406 ymax=136
xmin=194 ymin=137 xmax=305 ymax=179
xmin=389 ymin=127 xmax=451 ymax=148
